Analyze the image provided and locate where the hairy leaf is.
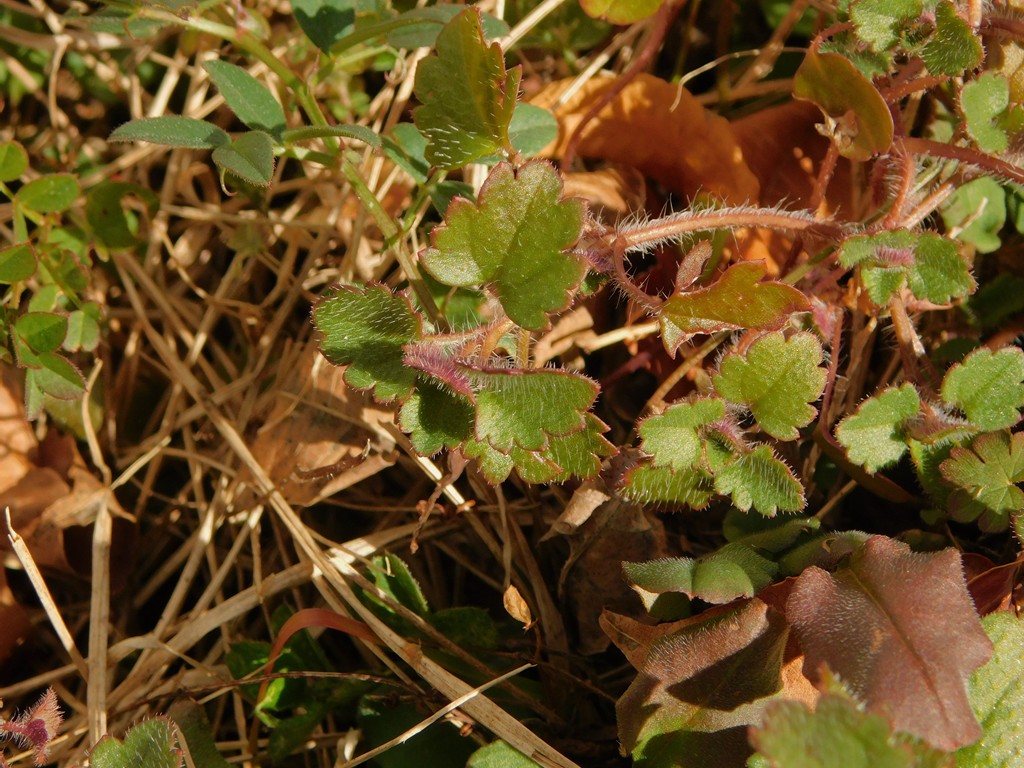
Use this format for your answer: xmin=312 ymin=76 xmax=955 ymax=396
xmin=313 ymin=284 xmax=421 ymax=402
xmin=109 ymin=116 xmax=230 ymax=149
xmin=421 ymin=161 xmax=584 ymax=330
xmin=543 ymin=413 xmax=617 ymax=482
xmin=940 ymin=431 xmax=1024 ymax=532
xmin=203 ymin=60 xmax=286 ymax=137
xmin=624 ymin=543 xmax=779 ymax=605
xmin=941 ymin=178 xmax=1006 ymax=255
xmin=920 ymin=1 xmax=982 ymax=76
xmin=211 ymin=130 xmax=276 ymax=186
xmin=622 ymin=463 xmax=715 ymax=508
xmin=836 ymin=384 xmax=921 ymax=472
xmin=942 ymin=347 xmax=1024 ymax=431
xmin=659 ymin=262 xmax=809 ymax=346
xmin=90 ymin=718 xmax=183 ymax=768
xmin=786 ymin=536 xmax=993 ymax=751
xmin=962 ymin=73 xmax=1014 ymax=153
xmin=956 ymin=612 xmax=1024 ymax=768
xmin=638 ymin=398 xmax=726 ymax=471
xmin=399 ymin=380 xmax=474 ymax=455
xmin=470 ymin=367 xmax=597 ymax=452
xmin=907 ymin=233 xmax=975 ymax=304
xmin=851 ymin=0 xmax=922 ymax=51
xmin=714 ymin=445 xmax=805 ymax=516
xmin=712 ymin=332 xmax=826 ymax=441
xmin=602 ymin=600 xmax=788 ymax=768
xmin=412 ymin=8 xmax=520 ymax=169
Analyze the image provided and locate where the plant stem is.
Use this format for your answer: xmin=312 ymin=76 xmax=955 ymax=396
xmin=901 ymin=136 xmax=1024 ymax=185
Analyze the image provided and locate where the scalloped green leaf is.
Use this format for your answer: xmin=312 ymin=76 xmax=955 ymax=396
xmin=712 ymin=332 xmax=826 ymax=441
xmin=578 ymin=0 xmax=661 ymax=25
xmin=543 ymin=413 xmax=616 ymax=482
xmin=714 ymin=446 xmax=806 ymax=516
xmin=412 ymin=7 xmax=520 ymax=169
xmin=16 ymin=174 xmax=80 ymax=214
xmin=508 ymin=103 xmax=558 ymax=158
xmin=793 ymin=48 xmax=894 ymax=160
xmin=110 ymin=116 xmax=230 ymax=149
xmin=624 ymin=543 xmax=779 ymax=606
xmin=89 ymin=718 xmax=183 ymax=768
xmin=470 ymin=367 xmax=597 ymax=452
xmin=638 ymin=398 xmax=726 ymax=471
xmin=203 ymin=60 xmax=286 ymax=138
xmin=399 ymin=380 xmax=474 ymax=455
xmin=940 ymin=431 xmax=1024 ymax=532
xmin=836 ymin=384 xmax=921 ymax=473
xmin=956 ymin=612 xmax=1024 ymax=767
xmin=940 ymin=178 xmax=1006 ymax=255
xmin=851 ymin=0 xmax=922 ymax=51
xmin=622 ymin=463 xmax=715 ymax=508
xmin=211 ymin=130 xmax=276 ymax=186
xmin=0 ymin=140 xmax=28 ymax=181
xmin=421 ymin=161 xmax=584 ymax=330
xmin=660 ymin=262 xmax=810 ymax=347
xmin=907 ymin=233 xmax=975 ymax=304
xmin=0 ymin=242 xmax=37 ymax=283
xmin=313 ymin=284 xmax=422 ymax=402
xmin=962 ymin=73 xmax=1013 ymax=153
xmin=920 ymin=1 xmax=982 ymax=76
xmin=942 ymin=347 xmax=1024 ymax=431
xmin=463 ymin=438 xmax=517 ymax=484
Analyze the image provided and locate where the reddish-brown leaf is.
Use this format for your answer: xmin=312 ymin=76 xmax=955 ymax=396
xmin=785 ymin=536 xmax=993 ymax=751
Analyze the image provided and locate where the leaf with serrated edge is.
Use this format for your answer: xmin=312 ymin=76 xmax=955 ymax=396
xmin=940 ymin=431 xmax=1024 ymax=532
xmin=962 ymin=73 xmax=1012 ymax=153
xmin=463 ymin=438 xmax=517 ymax=484
xmin=89 ymin=718 xmax=183 ymax=768
xmin=956 ymin=612 xmax=1024 ymax=768
xmin=942 ymin=347 xmax=1024 ymax=431
xmin=851 ymin=0 xmax=923 ymax=51
xmin=660 ymin=262 xmax=810 ymax=348
xmin=836 ymin=384 xmax=921 ymax=473
xmin=421 ymin=161 xmax=584 ymax=330
xmin=921 ymin=1 xmax=982 ymax=76
xmin=622 ymin=463 xmax=715 ymax=508
xmin=470 ymin=367 xmax=597 ymax=452
xmin=412 ymin=7 xmax=520 ymax=169
xmin=907 ymin=233 xmax=974 ymax=304
xmin=712 ymin=332 xmax=826 ymax=441
xmin=714 ymin=445 xmax=805 ymax=516
xmin=399 ymin=380 xmax=474 ymax=455
xmin=543 ymin=413 xmax=616 ymax=481
xmin=786 ymin=536 xmax=992 ymax=751
xmin=313 ymin=284 xmax=421 ymax=403
xmin=639 ymin=398 xmax=726 ymax=471
xmin=624 ymin=543 xmax=779 ymax=605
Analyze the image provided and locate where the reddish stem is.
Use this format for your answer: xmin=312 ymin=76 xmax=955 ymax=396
xmin=901 ymin=136 xmax=1024 ymax=185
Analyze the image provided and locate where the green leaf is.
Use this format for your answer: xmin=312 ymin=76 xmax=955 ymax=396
xmin=470 ymin=367 xmax=597 ymax=452
xmin=659 ymin=261 xmax=810 ymax=347
xmin=383 ymin=123 xmax=430 ymax=183
xmin=85 ymin=181 xmax=160 ymax=250
xmin=386 ymin=6 xmax=509 ymax=50
xmin=578 ymin=0 xmax=662 ymax=24
xmin=793 ymin=48 xmax=894 ymax=160
xmin=399 ymin=380 xmax=474 ymax=455
xmin=0 ymin=242 xmax=37 ymax=283
xmin=16 ymin=174 xmax=80 ymax=214
xmin=941 ymin=431 xmax=1024 ymax=531
xmin=836 ymin=384 xmax=921 ymax=472
xmin=421 ymin=161 xmax=584 ymax=330
xmin=281 ymin=124 xmax=382 ymax=148
xmin=0 ymin=140 xmax=28 ymax=181
xmin=211 ymin=130 xmax=276 ymax=186
xmin=357 ymin=698 xmax=475 ymax=768
xmin=15 ymin=312 xmax=68 ymax=354
xmin=541 ymin=413 xmax=616 ymax=481
xmin=714 ymin=446 xmax=805 ymax=516
xmin=638 ymin=398 xmax=726 ymax=471
xmin=962 ymin=73 xmax=1013 ymax=153
xmin=313 ymin=284 xmax=421 ymax=402
xmin=462 ymin=437 xmax=517 ymax=483
xmin=370 ymin=553 xmax=431 ymax=616
xmin=89 ymin=718 xmax=183 ymax=768
xmin=712 ymin=332 xmax=826 ymax=441
xmin=941 ymin=178 xmax=1006 ymax=255
xmin=624 ymin=543 xmax=779 ymax=605
xmin=109 ymin=116 xmax=230 ymax=149
xmin=751 ymin=672 xmax=948 ymax=768
xmin=291 ymin=0 xmax=359 ymax=52
xmin=622 ymin=463 xmax=715 ymax=508
xmin=30 ymin=353 xmax=86 ymax=400
xmin=167 ymin=700 xmax=233 ymax=768
xmin=508 ymin=103 xmax=558 ymax=158
xmin=907 ymin=232 xmax=975 ymax=303
xmin=851 ymin=0 xmax=923 ymax=51
xmin=942 ymin=347 xmax=1024 ymax=430
xmin=468 ymin=741 xmax=542 ymax=767
xmin=412 ymin=7 xmax=520 ymax=169
xmin=203 ymin=60 xmax=287 ymax=137
xmin=65 ymin=305 xmax=102 ymax=352
xmin=920 ymin=1 xmax=982 ymax=76
xmin=956 ymin=613 xmax=1024 ymax=767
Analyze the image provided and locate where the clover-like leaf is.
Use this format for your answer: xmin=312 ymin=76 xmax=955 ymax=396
xmin=712 ymin=332 xmax=826 ymax=441
xmin=793 ymin=48 xmax=894 ymax=160
xmin=624 ymin=543 xmax=779 ymax=606
xmin=470 ymin=367 xmax=597 ymax=452
xmin=412 ymin=7 xmax=520 ymax=169
xmin=399 ymin=380 xmax=474 ymax=455
xmin=920 ymin=1 xmax=982 ymax=76
xmin=942 ymin=347 xmax=1024 ymax=431
xmin=850 ymin=0 xmax=922 ymax=51
xmin=313 ymin=284 xmax=422 ymax=402
xmin=940 ymin=431 xmax=1024 ymax=532
xmin=15 ymin=174 xmax=80 ymax=214
xmin=0 ymin=242 xmax=37 ymax=283
xmin=659 ymin=262 xmax=810 ymax=348
xmin=786 ymin=536 xmax=992 ymax=751
xmin=714 ymin=446 xmax=806 ymax=516
xmin=421 ymin=162 xmax=584 ymax=330
xmin=956 ymin=612 xmax=1024 ymax=768
xmin=211 ymin=130 xmax=276 ymax=186
xmin=638 ymin=398 xmax=726 ymax=471
xmin=835 ymin=384 xmax=921 ymax=473
xmin=622 ymin=463 xmax=715 ymax=508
